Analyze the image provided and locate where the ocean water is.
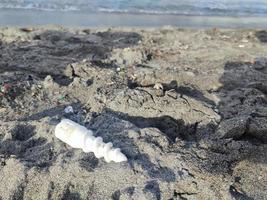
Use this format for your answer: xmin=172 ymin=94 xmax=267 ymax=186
xmin=0 ymin=0 xmax=267 ymax=17
xmin=0 ymin=0 xmax=267 ymax=27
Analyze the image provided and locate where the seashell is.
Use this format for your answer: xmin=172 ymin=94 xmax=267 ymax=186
xmin=55 ymin=119 xmax=127 ymax=163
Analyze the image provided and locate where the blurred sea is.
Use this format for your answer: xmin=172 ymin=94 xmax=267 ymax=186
xmin=1 ymin=0 xmax=267 ymax=16
xmin=0 ymin=0 xmax=267 ymax=27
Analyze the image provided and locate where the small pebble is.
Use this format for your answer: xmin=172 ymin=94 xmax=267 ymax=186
xmin=64 ymin=106 xmax=74 ymax=114
xmin=116 ymin=67 xmax=121 ymax=72
xmin=0 ymin=107 xmax=7 ymax=113
xmin=20 ymin=27 xmax=34 ymax=32
xmin=180 ymin=44 xmax=189 ymax=50
xmin=128 ymin=130 xmax=140 ymax=139
xmin=241 ymin=39 xmax=249 ymax=43
xmin=155 ymin=89 xmax=164 ymax=97
xmin=154 ymin=83 xmax=163 ymax=90
xmin=255 ymin=57 xmax=267 ymax=66
xmin=0 ymin=83 xmax=11 ymax=93
xmin=184 ymin=71 xmax=195 ymax=77
xmin=83 ymin=79 xmax=93 ymax=87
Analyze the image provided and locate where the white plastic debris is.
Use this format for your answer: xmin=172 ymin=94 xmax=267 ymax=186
xmin=116 ymin=67 xmax=121 ymax=72
xmin=241 ymin=39 xmax=249 ymax=43
xmin=153 ymin=83 xmax=163 ymax=90
xmin=55 ymin=119 xmax=127 ymax=163
xmin=64 ymin=106 xmax=74 ymax=114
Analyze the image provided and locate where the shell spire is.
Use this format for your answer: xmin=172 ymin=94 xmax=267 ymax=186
xmin=55 ymin=119 xmax=127 ymax=163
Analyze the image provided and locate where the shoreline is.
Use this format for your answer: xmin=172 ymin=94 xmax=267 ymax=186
xmin=1 ymin=8 xmax=267 ymax=28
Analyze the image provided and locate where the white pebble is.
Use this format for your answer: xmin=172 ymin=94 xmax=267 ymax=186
xmin=116 ymin=67 xmax=121 ymax=72
xmin=64 ymin=106 xmax=74 ymax=113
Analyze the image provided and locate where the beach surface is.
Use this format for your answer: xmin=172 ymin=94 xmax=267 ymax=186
xmin=0 ymin=26 xmax=267 ymax=199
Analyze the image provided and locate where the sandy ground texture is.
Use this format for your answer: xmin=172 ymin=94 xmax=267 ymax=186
xmin=0 ymin=26 xmax=267 ymax=200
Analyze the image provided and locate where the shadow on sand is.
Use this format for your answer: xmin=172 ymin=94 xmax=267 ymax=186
xmin=0 ymin=28 xmax=267 ymax=199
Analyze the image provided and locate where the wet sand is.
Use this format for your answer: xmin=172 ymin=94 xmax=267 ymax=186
xmin=0 ymin=26 xmax=267 ymax=199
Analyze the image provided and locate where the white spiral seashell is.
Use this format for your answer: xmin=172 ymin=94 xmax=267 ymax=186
xmin=55 ymin=119 xmax=127 ymax=163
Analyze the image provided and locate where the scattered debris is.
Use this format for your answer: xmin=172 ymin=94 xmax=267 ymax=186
xmin=20 ymin=27 xmax=34 ymax=32
xmin=153 ymin=83 xmax=163 ymax=90
xmin=116 ymin=67 xmax=121 ymax=72
xmin=0 ymin=83 xmax=11 ymax=94
xmin=241 ymin=39 xmax=249 ymax=43
xmin=64 ymin=106 xmax=74 ymax=114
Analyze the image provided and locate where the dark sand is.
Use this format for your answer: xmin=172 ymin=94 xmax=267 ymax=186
xmin=0 ymin=26 xmax=267 ymax=199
